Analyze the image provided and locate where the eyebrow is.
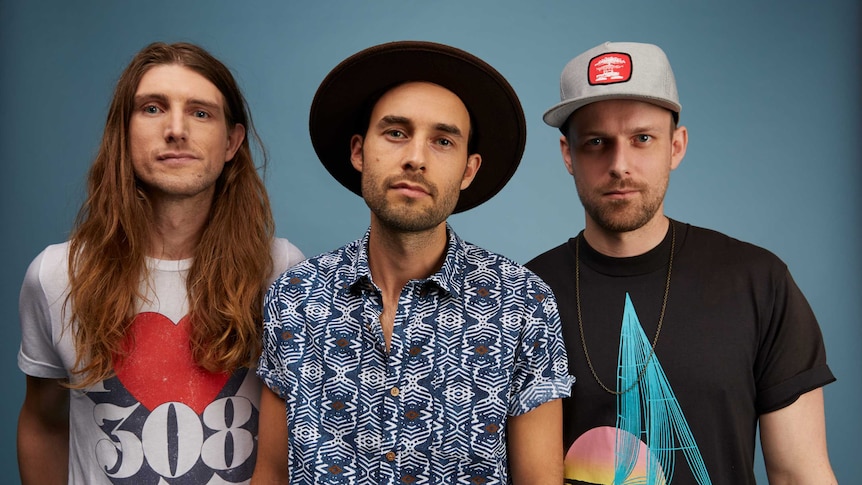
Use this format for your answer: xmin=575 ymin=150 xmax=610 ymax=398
xmin=576 ymin=124 xmax=664 ymax=138
xmin=134 ymin=93 xmax=222 ymax=112
xmin=377 ymin=115 xmax=411 ymax=129
xmin=627 ymin=124 xmax=664 ymax=134
xmin=377 ymin=115 xmax=464 ymax=138
xmin=434 ymin=122 xmax=463 ymax=138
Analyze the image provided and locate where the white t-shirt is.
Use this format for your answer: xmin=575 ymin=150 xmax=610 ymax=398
xmin=18 ymin=238 xmax=304 ymax=484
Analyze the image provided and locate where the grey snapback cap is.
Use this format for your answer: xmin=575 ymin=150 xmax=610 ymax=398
xmin=543 ymin=41 xmax=681 ymax=128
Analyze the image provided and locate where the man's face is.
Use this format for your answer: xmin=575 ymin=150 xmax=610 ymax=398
xmin=129 ymin=64 xmax=244 ymax=205
xmin=561 ymin=99 xmax=686 ymax=233
xmin=350 ymin=82 xmax=481 ymax=232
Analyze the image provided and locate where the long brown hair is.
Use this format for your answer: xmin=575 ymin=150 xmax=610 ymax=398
xmin=66 ymin=42 xmax=274 ymax=388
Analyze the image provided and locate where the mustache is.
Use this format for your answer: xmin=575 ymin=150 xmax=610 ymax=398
xmin=601 ymin=179 xmax=645 ymax=192
xmin=385 ymin=173 xmax=437 ymax=196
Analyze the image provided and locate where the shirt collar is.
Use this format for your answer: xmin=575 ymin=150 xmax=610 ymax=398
xmin=346 ymin=223 xmax=465 ymax=298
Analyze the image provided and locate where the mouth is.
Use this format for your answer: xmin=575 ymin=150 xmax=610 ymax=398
xmin=601 ymin=188 xmax=641 ymax=202
xmin=602 ymin=182 xmax=641 ymax=199
xmin=390 ymin=180 xmax=431 ymax=198
xmin=156 ymin=152 xmax=198 ymax=162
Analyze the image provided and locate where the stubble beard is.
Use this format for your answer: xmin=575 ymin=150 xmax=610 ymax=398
xmin=362 ymin=172 xmax=459 ymax=233
xmin=577 ymin=178 xmax=668 ymax=233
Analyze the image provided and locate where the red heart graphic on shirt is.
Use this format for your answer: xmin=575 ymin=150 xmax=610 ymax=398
xmin=114 ymin=312 xmax=230 ymax=414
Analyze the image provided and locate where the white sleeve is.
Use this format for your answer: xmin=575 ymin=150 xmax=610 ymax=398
xmin=268 ymin=237 xmax=306 ymax=286
xmin=18 ymin=245 xmax=70 ymax=379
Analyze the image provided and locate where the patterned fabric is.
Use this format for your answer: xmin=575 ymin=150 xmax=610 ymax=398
xmin=258 ymin=225 xmax=573 ymax=484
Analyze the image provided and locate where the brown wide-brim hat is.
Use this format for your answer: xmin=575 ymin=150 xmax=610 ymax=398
xmin=309 ymin=40 xmax=526 ymax=213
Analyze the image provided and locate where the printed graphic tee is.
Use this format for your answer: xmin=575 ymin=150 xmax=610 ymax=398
xmin=18 ymin=238 xmax=304 ymax=484
xmin=526 ymin=221 xmax=834 ymax=485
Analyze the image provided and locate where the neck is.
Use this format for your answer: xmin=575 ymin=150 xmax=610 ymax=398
xmin=147 ymin=194 xmax=213 ymax=260
xmin=366 ymin=218 xmax=448 ymax=297
xmin=574 ymin=215 xmax=676 ymax=395
xmin=583 ymin=213 xmax=670 ymax=258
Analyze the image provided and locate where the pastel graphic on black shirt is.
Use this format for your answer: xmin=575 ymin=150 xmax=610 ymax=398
xmin=564 ymin=295 xmax=712 ymax=485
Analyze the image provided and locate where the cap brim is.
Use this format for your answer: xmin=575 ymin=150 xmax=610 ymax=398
xmin=544 ymin=95 xmax=681 ymax=128
xmin=309 ymin=41 xmax=526 ymax=213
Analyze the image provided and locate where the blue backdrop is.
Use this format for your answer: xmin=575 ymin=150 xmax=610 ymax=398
xmin=2 ymin=1 xmax=859 ymax=482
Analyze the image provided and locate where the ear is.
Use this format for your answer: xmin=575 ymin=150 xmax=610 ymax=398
xmin=560 ymin=135 xmax=575 ymax=175
xmin=460 ymin=153 xmax=482 ymax=190
xmin=670 ymin=125 xmax=688 ymax=171
xmin=349 ymin=134 xmax=364 ymax=172
xmin=225 ymin=123 xmax=245 ymax=162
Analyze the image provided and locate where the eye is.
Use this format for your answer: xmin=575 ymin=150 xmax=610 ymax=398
xmin=385 ymin=129 xmax=406 ymax=139
xmin=193 ymin=110 xmax=210 ymax=119
xmin=635 ymin=134 xmax=652 ymax=143
xmin=143 ymin=105 xmax=160 ymax=114
xmin=436 ymin=138 xmax=452 ymax=147
xmin=585 ymin=138 xmax=604 ymax=147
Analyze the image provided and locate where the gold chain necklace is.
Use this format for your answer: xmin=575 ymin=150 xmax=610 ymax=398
xmin=575 ymin=221 xmax=675 ymax=395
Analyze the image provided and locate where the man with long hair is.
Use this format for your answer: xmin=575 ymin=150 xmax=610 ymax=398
xmin=17 ymin=42 xmax=304 ymax=484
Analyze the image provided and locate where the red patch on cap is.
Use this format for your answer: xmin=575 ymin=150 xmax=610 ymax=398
xmin=589 ymin=52 xmax=632 ymax=85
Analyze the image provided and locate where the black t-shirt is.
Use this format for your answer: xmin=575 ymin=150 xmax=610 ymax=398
xmin=526 ymin=220 xmax=834 ymax=485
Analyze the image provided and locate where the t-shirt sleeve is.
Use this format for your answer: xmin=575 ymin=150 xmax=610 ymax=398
xmin=507 ymin=274 xmax=575 ymax=416
xmin=18 ymin=247 xmax=68 ymax=379
xmin=259 ymin=238 xmax=308 ymax=395
xmin=257 ymin=266 xmax=308 ymax=399
xmin=754 ymin=267 xmax=835 ymax=414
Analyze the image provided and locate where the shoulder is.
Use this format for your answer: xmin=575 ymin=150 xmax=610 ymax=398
xmin=269 ymin=240 xmax=359 ymax=293
xmin=35 ymin=241 xmax=71 ymax=266
xmin=682 ymin=223 xmax=787 ymax=270
xmin=19 ymin=242 xmax=72 ymax=314
xmin=461 ymin=240 xmax=556 ymax=297
xmin=23 ymin=242 xmax=71 ymax=288
xmin=525 ymin=241 xmax=574 ymax=275
xmin=269 ymin=237 xmax=307 ymax=283
xmin=461 ymin=239 xmax=523 ymax=275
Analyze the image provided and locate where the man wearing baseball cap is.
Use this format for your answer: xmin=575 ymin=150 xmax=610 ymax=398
xmin=527 ymin=42 xmax=836 ymax=484
xmin=253 ymin=41 xmax=573 ymax=484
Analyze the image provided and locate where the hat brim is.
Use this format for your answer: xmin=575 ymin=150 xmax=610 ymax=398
xmin=544 ymin=94 xmax=681 ymax=128
xmin=309 ymin=41 xmax=526 ymax=213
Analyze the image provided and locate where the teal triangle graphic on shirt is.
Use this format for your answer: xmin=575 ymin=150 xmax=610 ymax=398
xmin=613 ymin=293 xmax=712 ymax=485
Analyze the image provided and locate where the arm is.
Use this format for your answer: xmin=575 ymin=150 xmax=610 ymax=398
xmin=251 ymin=385 xmax=290 ymax=484
xmin=507 ymin=399 xmax=563 ymax=485
xmin=759 ymin=388 xmax=837 ymax=484
xmin=17 ymin=375 xmax=69 ymax=485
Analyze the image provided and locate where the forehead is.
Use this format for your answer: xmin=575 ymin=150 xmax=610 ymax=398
xmin=135 ymin=64 xmax=224 ymax=106
xmin=570 ymin=99 xmax=673 ymax=132
xmin=372 ymin=82 xmax=470 ymax=128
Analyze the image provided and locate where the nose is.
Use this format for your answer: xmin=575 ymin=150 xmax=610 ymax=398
xmin=163 ymin=109 xmax=188 ymax=142
xmin=401 ymin=138 xmax=427 ymax=172
xmin=608 ymin=141 xmax=630 ymax=178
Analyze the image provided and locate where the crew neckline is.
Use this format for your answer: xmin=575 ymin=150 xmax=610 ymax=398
xmin=569 ymin=219 xmax=686 ymax=277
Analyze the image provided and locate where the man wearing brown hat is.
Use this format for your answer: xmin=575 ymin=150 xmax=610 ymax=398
xmin=527 ymin=41 xmax=836 ymax=484
xmin=252 ymin=41 xmax=574 ymax=484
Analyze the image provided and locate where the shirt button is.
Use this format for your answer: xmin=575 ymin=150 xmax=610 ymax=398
xmin=385 ymin=451 xmax=396 ymax=462
xmin=390 ymin=387 xmax=400 ymax=397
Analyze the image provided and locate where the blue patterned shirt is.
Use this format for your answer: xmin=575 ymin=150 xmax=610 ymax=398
xmin=258 ymin=226 xmax=573 ymax=484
